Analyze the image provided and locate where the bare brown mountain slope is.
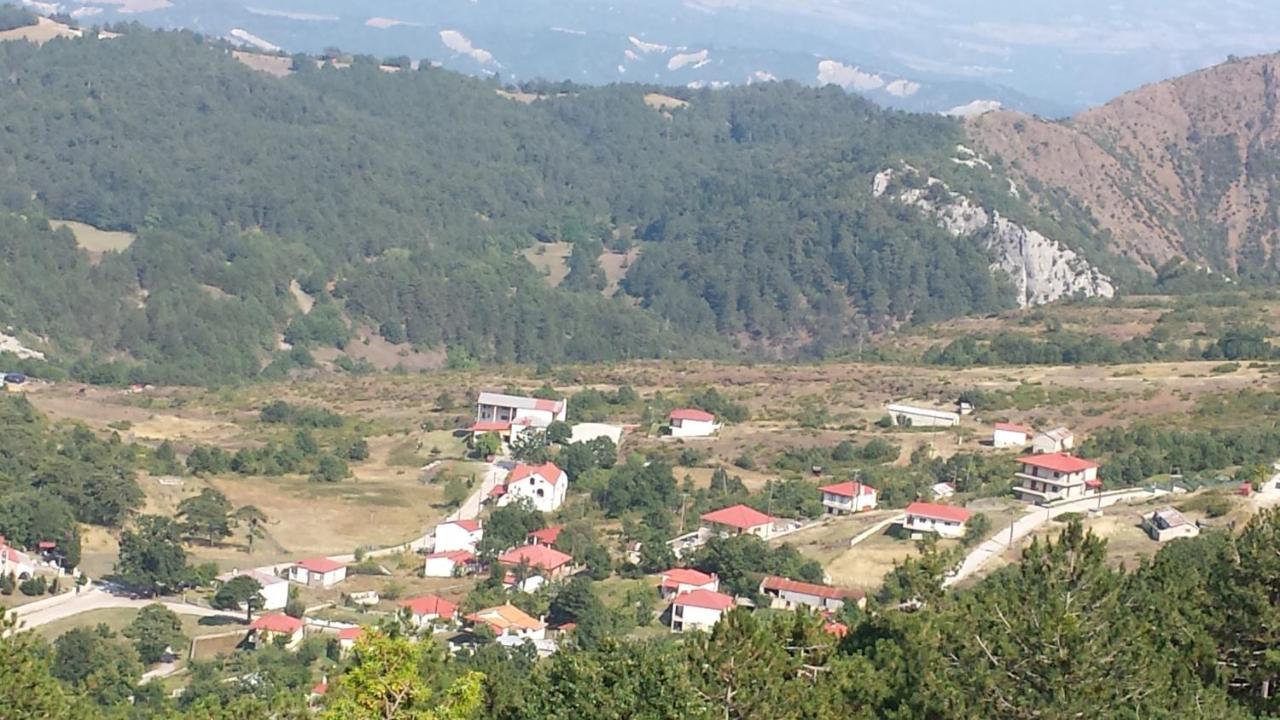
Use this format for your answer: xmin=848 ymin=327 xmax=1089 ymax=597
xmin=969 ymin=53 xmax=1280 ymax=275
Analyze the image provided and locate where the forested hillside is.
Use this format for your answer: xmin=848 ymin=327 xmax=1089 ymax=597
xmin=0 ymin=26 xmax=1100 ymax=383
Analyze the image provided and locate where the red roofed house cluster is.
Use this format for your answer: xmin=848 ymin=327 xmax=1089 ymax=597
xmin=668 ymin=408 xmax=721 ymax=438
xmin=903 ymin=502 xmax=973 ymax=539
xmin=494 ymin=461 xmax=568 ymax=513
xmin=700 ymin=504 xmax=775 ymax=540
xmin=288 ymin=557 xmax=348 ymax=588
xmin=820 ymin=481 xmax=878 ymax=514
xmin=1014 ymin=452 xmax=1101 ymax=504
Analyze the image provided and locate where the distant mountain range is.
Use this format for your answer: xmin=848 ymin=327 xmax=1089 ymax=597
xmin=27 ymin=0 xmax=1280 ymax=117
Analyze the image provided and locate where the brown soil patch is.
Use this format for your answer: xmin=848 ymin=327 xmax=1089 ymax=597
xmin=522 ymin=242 xmax=572 ymax=287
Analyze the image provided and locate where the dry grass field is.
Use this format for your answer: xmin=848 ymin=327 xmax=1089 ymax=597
xmin=522 ymin=242 xmax=574 ymax=287
xmin=0 ymin=17 xmax=81 ymax=45
xmin=50 ymin=219 xmax=136 ymax=262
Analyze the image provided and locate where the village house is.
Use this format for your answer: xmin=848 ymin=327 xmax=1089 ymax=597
xmin=931 ymin=481 xmax=956 ymax=499
xmin=885 ymin=403 xmax=960 ymax=428
xmin=526 ymin=525 xmax=563 ymax=547
xmin=668 ymin=408 xmax=721 ymax=438
xmin=1143 ymin=508 xmax=1201 ymax=542
xmin=215 ymin=569 xmax=290 ymax=611
xmin=249 ymin=613 xmax=304 ymax=649
xmin=701 ymin=504 xmax=775 ymax=539
xmin=466 ymin=603 xmax=547 ymax=641
xmin=497 ymin=544 xmax=575 ymax=590
xmin=670 ymin=589 xmax=735 ymax=633
xmin=902 ymin=502 xmax=972 ymax=539
xmin=474 ymin=391 xmax=567 ymax=431
xmin=434 ymin=519 xmax=483 ymax=553
xmin=1033 ymin=427 xmax=1075 ymax=454
xmin=759 ymin=575 xmax=867 ymax=613
xmin=423 ymin=550 xmax=478 ymax=578
xmin=992 ymin=422 xmax=1032 ymax=448
xmin=0 ymin=535 xmax=36 ymax=580
xmin=1013 ymin=453 xmax=1101 ymax=504
xmin=288 ymin=557 xmax=348 ymax=588
xmin=819 ymin=481 xmax=878 ymax=514
xmin=400 ymin=595 xmax=459 ymax=628
xmin=658 ymin=568 xmax=720 ymax=600
xmin=337 ymin=626 xmax=364 ymax=655
xmin=493 ymin=461 xmax=569 ymax=513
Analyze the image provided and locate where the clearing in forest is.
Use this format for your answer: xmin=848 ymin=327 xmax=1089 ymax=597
xmin=51 ymin=219 xmax=136 ymax=260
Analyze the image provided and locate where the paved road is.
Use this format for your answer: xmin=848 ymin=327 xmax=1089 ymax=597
xmin=944 ymin=488 xmax=1167 ymax=587
xmin=448 ymin=460 xmax=510 ymax=524
xmin=9 ymin=585 xmax=241 ymax=632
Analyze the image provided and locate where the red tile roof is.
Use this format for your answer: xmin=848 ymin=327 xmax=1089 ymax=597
xmin=527 ymin=525 xmax=563 ymax=545
xmin=466 ymin=603 xmax=545 ymax=632
xmin=1017 ymin=452 xmax=1099 ymax=474
xmin=400 ymin=595 xmax=459 ymax=618
xmin=295 ymin=557 xmax=346 ymax=574
xmin=311 ymin=681 xmax=328 ymax=696
xmin=994 ymin=422 xmax=1032 ymax=434
xmin=508 ymin=461 xmax=565 ymax=486
xmin=498 ymin=543 xmax=574 ymax=571
xmin=426 ymin=550 xmax=475 ymax=563
xmin=533 ymin=399 xmax=564 ymax=413
xmin=251 ymin=613 xmax=303 ymax=634
xmin=470 ymin=421 xmax=511 ymax=433
xmin=701 ymin=504 xmax=773 ymax=529
xmin=36 ymin=541 xmax=56 ymax=550
xmin=819 ymin=481 xmax=877 ymax=498
xmin=660 ymin=568 xmax=717 ymax=590
xmin=823 ymin=621 xmax=849 ymax=638
xmin=905 ymin=502 xmax=972 ymax=523
xmin=669 ymin=408 xmax=715 ymax=422
xmin=337 ymin=627 xmax=364 ymax=641
xmin=672 ymin=589 xmax=735 ymax=611
xmin=448 ymin=519 xmax=482 ymax=533
xmin=760 ymin=575 xmax=864 ymax=601
xmin=488 ymin=484 xmax=507 ymax=497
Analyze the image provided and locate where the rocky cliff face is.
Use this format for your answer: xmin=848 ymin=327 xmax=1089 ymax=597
xmin=873 ymin=166 xmax=1116 ymax=308
xmin=968 ymin=52 xmax=1280 ymax=276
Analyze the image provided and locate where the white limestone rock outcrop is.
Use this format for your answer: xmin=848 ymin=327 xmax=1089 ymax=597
xmin=872 ymin=166 xmax=1115 ymax=308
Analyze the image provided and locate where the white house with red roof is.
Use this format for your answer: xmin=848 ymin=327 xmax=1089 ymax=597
xmin=496 ymin=462 xmax=568 ymax=513
xmin=993 ymin=422 xmax=1032 ymax=448
xmin=423 ymin=550 xmax=477 ymax=578
xmin=670 ymin=589 xmax=735 ymax=632
xmin=434 ymin=519 xmax=483 ymax=553
xmin=700 ymin=504 xmax=775 ymax=539
xmin=336 ymin=626 xmax=364 ymax=655
xmin=400 ymin=595 xmax=459 ymax=628
xmin=498 ymin=544 xmax=575 ymax=589
xmin=658 ymin=568 xmax=720 ymax=600
xmin=759 ymin=575 xmax=866 ymax=612
xmin=249 ymin=613 xmax=304 ymax=648
xmin=902 ymin=502 xmax=972 ymax=539
xmin=668 ymin=408 xmax=721 ymax=438
xmin=288 ymin=557 xmax=348 ymax=588
xmin=819 ymin=481 xmax=878 ymax=514
xmin=526 ymin=525 xmax=563 ymax=547
xmin=0 ymin=535 xmax=36 ymax=580
xmin=1014 ymin=453 xmax=1101 ymax=504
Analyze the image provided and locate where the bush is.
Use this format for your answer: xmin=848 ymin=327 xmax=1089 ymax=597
xmin=19 ymin=575 xmax=48 ymax=596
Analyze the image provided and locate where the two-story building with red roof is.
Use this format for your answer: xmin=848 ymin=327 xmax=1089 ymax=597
xmin=433 ymin=519 xmax=483 ymax=553
xmin=670 ymin=589 xmax=735 ymax=633
xmin=495 ymin=462 xmax=568 ymax=513
xmin=1014 ymin=452 xmax=1101 ymax=504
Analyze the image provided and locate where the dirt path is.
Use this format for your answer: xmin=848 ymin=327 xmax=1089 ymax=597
xmin=9 ymin=585 xmax=240 ymax=633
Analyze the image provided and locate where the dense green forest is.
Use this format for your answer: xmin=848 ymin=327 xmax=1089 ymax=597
xmin=0 ymin=24 xmax=1102 ymax=383
xmin=9 ymin=516 xmax=1280 ymax=719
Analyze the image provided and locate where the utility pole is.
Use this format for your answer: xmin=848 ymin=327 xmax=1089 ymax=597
xmin=679 ymin=492 xmax=689 ymax=533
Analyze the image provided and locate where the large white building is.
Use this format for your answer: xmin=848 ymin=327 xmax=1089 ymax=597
xmin=902 ymin=502 xmax=972 ymax=539
xmin=819 ymin=481 xmax=878 ymax=514
xmin=434 ymin=519 xmax=483 ymax=553
xmin=495 ymin=462 xmax=568 ymax=513
xmin=992 ymin=422 xmax=1032 ymax=448
xmin=475 ymin=392 xmax=566 ymax=428
xmin=668 ymin=408 xmax=721 ymax=438
xmin=215 ymin=569 xmax=290 ymax=611
xmin=1013 ymin=453 xmax=1100 ymax=504
xmin=886 ymin=403 xmax=960 ymax=428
